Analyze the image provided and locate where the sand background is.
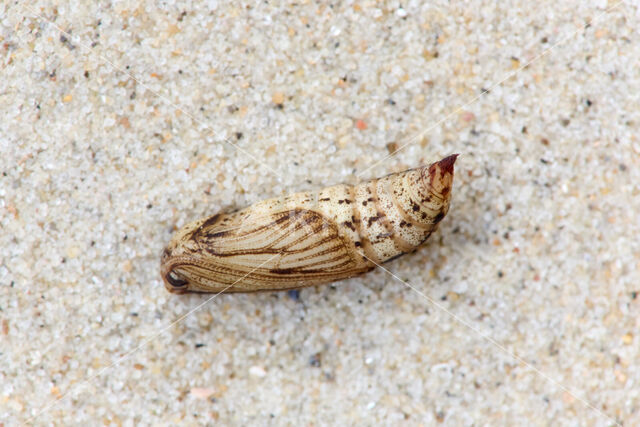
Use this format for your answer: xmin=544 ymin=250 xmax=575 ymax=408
xmin=1 ymin=0 xmax=639 ymax=425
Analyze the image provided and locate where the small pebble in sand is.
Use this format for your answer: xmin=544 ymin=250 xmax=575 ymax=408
xmin=249 ymin=366 xmax=267 ymax=377
xmin=190 ymin=387 xmax=215 ymax=400
xmin=272 ymin=92 xmax=285 ymax=107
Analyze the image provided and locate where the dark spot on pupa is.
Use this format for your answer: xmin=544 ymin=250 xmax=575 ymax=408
xmin=354 ymin=241 xmax=362 ymax=247
xmin=206 ymin=230 xmax=229 ymax=238
xmin=433 ymin=212 xmax=445 ymax=223
xmin=201 ymin=214 xmax=221 ymax=229
xmin=343 ymin=221 xmax=356 ymax=231
xmin=412 ymin=202 xmax=420 ymax=212
xmin=362 ymin=201 xmax=368 ymax=206
xmin=375 ymin=232 xmax=393 ymax=241
xmin=319 ymin=197 xmax=330 ymax=202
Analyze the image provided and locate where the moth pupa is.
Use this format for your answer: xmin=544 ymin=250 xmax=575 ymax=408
xmin=161 ymin=154 xmax=458 ymax=294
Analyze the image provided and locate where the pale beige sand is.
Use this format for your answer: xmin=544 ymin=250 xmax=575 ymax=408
xmin=1 ymin=1 xmax=639 ymax=425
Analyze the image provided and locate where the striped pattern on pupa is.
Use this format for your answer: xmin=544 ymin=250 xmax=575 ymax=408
xmin=161 ymin=154 xmax=458 ymax=293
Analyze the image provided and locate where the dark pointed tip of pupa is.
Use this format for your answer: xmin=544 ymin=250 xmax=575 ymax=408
xmin=438 ymin=154 xmax=459 ymax=174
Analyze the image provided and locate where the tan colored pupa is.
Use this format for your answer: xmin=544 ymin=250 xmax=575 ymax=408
xmin=161 ymin=154 xmax=458 ymax=294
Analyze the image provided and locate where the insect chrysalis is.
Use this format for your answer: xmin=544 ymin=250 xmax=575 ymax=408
xmin=161 ymin=154 xmax=457 ymax=293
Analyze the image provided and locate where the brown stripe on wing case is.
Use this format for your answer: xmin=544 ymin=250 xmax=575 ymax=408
xmin=203 ymin=209 xmax=327 ymax=253
xmin=194 ymin=211 xmax=290 ymax=244
xmin=294 ymin=253 xmax=355 ymax=270
xmin=260 ymin=209 xmax=323 ymax=250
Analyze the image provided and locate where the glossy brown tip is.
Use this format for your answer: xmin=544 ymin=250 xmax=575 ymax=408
xmin=161 ymin=261 xmax=190 ymax=294
xmin=438 ymin=154 xmax=459 ymax=174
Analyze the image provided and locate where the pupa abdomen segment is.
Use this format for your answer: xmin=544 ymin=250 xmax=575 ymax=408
xmin=161 ymin=154 xmax=458 ymax=293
